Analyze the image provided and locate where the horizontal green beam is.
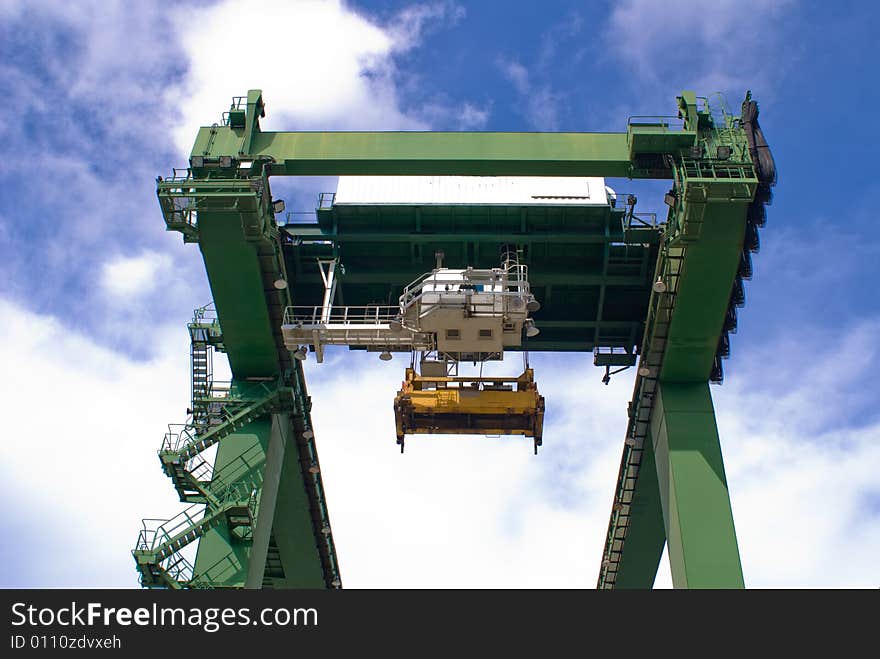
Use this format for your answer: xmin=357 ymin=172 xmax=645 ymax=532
xmin=284 ymin=228 xmax=632 ymax=244
xmin=194 ymin=128 xmax=639 ymax=177
xmin=295 ymin=272 xmax=646 ymax=286
xmin=529 ymin=320 xmax=639 ymax=329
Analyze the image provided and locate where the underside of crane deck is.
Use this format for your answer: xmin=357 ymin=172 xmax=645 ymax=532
xmin=135 ymin=89 xmax=775 ymax=589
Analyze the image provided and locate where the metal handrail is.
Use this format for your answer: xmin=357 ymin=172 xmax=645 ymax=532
xmin=137 ymin=504 xmax=206 ymax=551
xmin=400 ymin=265 xmax=531 ymax=311
xmin=627 ymin=115 xmax=686 ymax=132
xmin=137 ymin=482 xmax=257 ymax=553
xmin=283 ymin=305 xmax=400 ymax=326
xmin=192 ymin=302 xmax=217 ymax=324
xmin=625 ymin=212 xmax=660 ymax=229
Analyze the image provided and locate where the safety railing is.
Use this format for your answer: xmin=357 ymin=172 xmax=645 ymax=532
xmin=627 ymin=115 xmax=686 ymax=133
xmin=679 ymin=159 xmax=754 ymax=181
xmin=282 ymin=211 xmax=319 ymax=226
xmin=160 ymin=383 xmax=281 ymax=462
xmin=413 ymin=375 xmax=526 ymax=391
xmin=221 ymin=95 xmax=248 ymax=126
xmin=160 ymin=555 xmax=195 ymax=586
xmin=137 ymin=482 xmax=258 ymax=554
xmin=624 ymin=212 xmax=659 ymax=229
xmin=400 ymin=265 xmax=532 ymax=312
xmin=136 ymin=504 xmax=208 ymax=553
xmin=192 ymin=302 xmax=218 ymax=325
xmin=206 ymin=380 xmax=275 ymax=402
xmin=283 ymin=305 xmax=400 ymax=327
xmin=157 ymin=169 xmax=198 ymax=232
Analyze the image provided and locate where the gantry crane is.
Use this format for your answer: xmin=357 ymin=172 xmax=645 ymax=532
xmin=133 ymin=90 xmax=775 ymax=589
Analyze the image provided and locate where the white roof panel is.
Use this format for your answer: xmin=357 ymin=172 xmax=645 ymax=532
xmin=334 ymin=176 xmax=609 ymax=206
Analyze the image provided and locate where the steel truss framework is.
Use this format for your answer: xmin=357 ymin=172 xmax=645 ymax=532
xmin=134 ymin=89 xmax=775 ymax=589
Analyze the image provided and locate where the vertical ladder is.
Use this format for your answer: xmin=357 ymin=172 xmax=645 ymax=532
xmin=190 ymin=324 xmax=212 ymax=433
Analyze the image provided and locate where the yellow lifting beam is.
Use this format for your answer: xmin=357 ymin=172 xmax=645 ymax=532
xmin=393 ymin=368 xmax=545 ymax=453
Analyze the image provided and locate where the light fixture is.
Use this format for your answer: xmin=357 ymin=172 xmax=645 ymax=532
xmin=331 ymin=579 xmax=342 ymax=588
xmin=664 ymin=191 xmax=677 ymax=207
xmin=321 ymin=523 xmax=332 ymax=536
xmin=293 ymin=346 xmax=308 ymax=361
xmin=273 ymin=276 xmax=288 ymax=290
xmin=652 ymin=277 xmax=668 ymax=294
xmin=190 ymin=155 xmax=204 ymax=168
xmin=219 ymin=155 xmax=233 ymax=168
xmin=302 ymin=429 xmax=314 ymax=439
xmin=525 ymin=319 xmax=540 ymax=338
xmin=526 ymin=298 xmax=541 ymax=312
xmin=308 ymin=461 xmax=320 ymax=474
xmin=379 ymin=350 xmax=393 ymax=361
xmin=272 ymin=198 xmax=286 ymax=214
xmin=625 ymin=437 xmax=637 ymax=447
xmin=638 ymin=365 xmax=651 ymax=377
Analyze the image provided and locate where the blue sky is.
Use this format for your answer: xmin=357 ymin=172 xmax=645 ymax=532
xmin=0 ymin=0 xmax=878 ymax=588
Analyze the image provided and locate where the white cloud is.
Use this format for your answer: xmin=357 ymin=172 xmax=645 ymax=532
xmin=456 ymin=103 xmax=490 ymax=129
xmin=171 ymin=0 xmax=468 ymax=153
xmin=0 ymin=1 xmax=180 ymax=145
xmin=0 ymin=297 xmax=189 ymax=586
xmin=712 ymin=318 xmax=880 ymax=587
xmin=100 ymin=250 xmax=172 ymax=299
xmin=306 ymin=348 xmax=629 ymax=587
xmin=654 ymin=318 xmax=880 ymax=589
xmin=606 ymin=0 xmax=796 ymax=96
xmin=417 ymin=100 xmax=491 ymax=130
xmin=498 ymin=59 xmax=562 ymax=130
xmin=3 ymin=0 xmax=876 ymax=591
xmin=305 ymin=311 xmax=880 ymax=589
xmin=387 ymin=0 xmax=465 ymax=50
xmin=2 ymin=308 xmax=878 ymax=588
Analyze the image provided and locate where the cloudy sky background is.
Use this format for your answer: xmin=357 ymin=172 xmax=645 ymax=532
xmin=0 ymin=0 xmax=878 ymax=588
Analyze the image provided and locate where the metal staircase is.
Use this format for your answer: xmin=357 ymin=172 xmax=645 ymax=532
xmin=159 ymin=385 xmax=293 ymax=503
xmin=133 ymin=480 xmax=258 ymax=589
xmin=134 ymin=304 xmax=298 ymax=589
xmin=188 ymin=304 xmax=224 ymax=433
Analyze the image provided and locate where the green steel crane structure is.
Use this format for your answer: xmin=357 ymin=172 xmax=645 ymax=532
xmin=133 ymin=89 xmax=775 ymax=589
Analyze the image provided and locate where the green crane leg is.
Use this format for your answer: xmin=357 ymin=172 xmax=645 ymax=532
xmin=244 ymin=414 xmax=286 ymax=588
xmin=651 ymin=382 xmax=743 ymax=588
xmin=192 ymin=411 xmax=327 ymax=588
xmin=613 ymin=437 xmax=667 ymax=588
xmin=193 ymin=417 xmax=272 ymax=587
